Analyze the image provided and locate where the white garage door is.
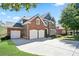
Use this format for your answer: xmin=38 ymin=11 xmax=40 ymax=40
xmin=39 ymin=30 xmax=44 ymax=38
xmin=30 ymin=30 xmax=38 ymax=39
xmin=11 ymin=30 xmax=21 ymax=38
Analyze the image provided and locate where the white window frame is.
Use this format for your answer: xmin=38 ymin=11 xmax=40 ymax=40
xmin=36 ymin=18 xmax=40 ymax=25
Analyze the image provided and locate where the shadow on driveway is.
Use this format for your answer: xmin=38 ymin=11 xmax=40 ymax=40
xmin=11 ymin=37 xmax=52 ymax=46
xmin=60 ymin=40 xmax=79 ymax=49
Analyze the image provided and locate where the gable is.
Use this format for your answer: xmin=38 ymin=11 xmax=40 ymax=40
xmin=30 ymin=16 xmax=46 ymax=26
xmin=28 ymin=17 xmax=47 ymax=30
xmin=23 ymin=16 xmax=46 ymax=26
xmin=35 ymin=18 xmax=41 ymax=25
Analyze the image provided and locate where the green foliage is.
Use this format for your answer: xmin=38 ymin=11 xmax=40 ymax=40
xmin=0 ymin=26 xmax=6 ymax=35
xmin=0 ymin=40 xmax=37 ymax=56
xmin=1 ymin=36 xmax=10 ymax=41
xmin=74 ymin=35 xmax=79 ymax=40
xmin=0 ymin=3 xmax=37 ymax=11
xmin=61 ymin=35 xmax=79 ymax=41
xmin=59 ymin=3 xmax=79 ymax=30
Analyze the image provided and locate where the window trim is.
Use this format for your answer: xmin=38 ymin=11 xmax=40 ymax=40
xmin=36 ymin=18 xmax=41 ymax=25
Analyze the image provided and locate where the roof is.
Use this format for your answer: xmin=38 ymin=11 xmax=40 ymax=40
xmin=13 ymin=23 xmax=23 ymax=27
xmin=23 ymin=15 xmax=47 ymax=26
xmin=21 ymin=16 xmax=30 ymax=23
xmin=12 ymin=13 xmax=55 ymax=27
xmin=51 ymin=17 xmax=55 ymax=22
xmin=44 ymin=13 xmax=51 ymax=20
xmin=44 ymin=13 xmax=55 ymax=22
xmin=44 ymin=20 xmax=49 ymax=25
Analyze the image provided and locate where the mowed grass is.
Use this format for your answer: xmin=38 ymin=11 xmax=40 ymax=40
xmin=58 ymin=35 xmax=79 ymax=41
xmin=0 ymin=40 xmax=37 ymax=56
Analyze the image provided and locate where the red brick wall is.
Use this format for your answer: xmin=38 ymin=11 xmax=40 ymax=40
xmin=23 ymin=25 xmax=29 ymax=39
xmin=7 ymin=17 xmax=47 ymax=39
xmin=28 ymin=17 xmax=47 ymax=30
xmin=23 ymin=17 xmax=47 ymax=39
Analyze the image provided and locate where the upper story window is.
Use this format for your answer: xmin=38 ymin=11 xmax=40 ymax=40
xmin=36 ymin=18 xmax=40 ymax=25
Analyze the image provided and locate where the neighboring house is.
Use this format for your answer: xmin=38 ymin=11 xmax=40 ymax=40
xmin=56 ymin=25 xmax=66 ymax=35
xmin=43 ymin=13 xmax=56 ymax=37
xmin=7 ymin=13 xmax=56 ymax=39
xmin=0 ymin=21 xmax=5 ymax=27
xmin=5 ymin=21 xmax=15 ymax=27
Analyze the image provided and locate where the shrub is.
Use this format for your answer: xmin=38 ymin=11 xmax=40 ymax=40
xmin=56 ymin=35 xmax=62 ymax=37
xmin=1 ymin=36 xmax=10 ymax=41
xmin=51 ymin=35 xmax=56 ymax=39
xmin=74 ymin=35 xmax=79 ymax=40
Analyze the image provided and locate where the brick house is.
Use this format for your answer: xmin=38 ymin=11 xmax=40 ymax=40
xmin=7 ymin=14 xmax=56 ymax=39
xmin=56 ymin=25 xmax=66 ymax=35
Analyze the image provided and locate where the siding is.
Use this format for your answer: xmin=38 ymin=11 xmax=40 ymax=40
xmin=48 ymin=22 xmax=56 ymax=36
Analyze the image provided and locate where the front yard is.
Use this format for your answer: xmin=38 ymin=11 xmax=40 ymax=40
xmin=0 ymin=26 xmax=37 ymax=56
xmin=0 ymin=40 xmax=37 ymax=56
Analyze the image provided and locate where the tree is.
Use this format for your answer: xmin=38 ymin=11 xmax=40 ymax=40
xmin=0 ymin=3 xmax=37 ymax=11
xmin=59 ymin=3 xmax=79 ymax=35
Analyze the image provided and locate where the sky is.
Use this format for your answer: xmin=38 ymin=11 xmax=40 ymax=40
xmin=0 ymin=3 xmax=67 ymax=24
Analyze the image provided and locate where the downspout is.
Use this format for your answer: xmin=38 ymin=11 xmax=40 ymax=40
xmin=48 ymin=22 xmax=50 ymax=37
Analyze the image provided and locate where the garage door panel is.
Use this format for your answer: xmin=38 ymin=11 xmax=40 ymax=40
xmin=30 ymin=30 xmax=38 ymax=39
xmin=39 ymin=30 xmax=44 ymax=38
xmin=11 ymin=31 xmax=20 ymax=39
xmin=30 ymin=30 xmax=45 ymax=39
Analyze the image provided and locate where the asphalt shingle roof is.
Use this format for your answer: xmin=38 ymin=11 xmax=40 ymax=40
xmin=13 ymin=23 xmax=23 ymax=27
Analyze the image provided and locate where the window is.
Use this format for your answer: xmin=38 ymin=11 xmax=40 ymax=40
xmin=36 ymin=18 xmax=40 ymax=25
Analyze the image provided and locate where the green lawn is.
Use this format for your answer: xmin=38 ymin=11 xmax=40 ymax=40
xmin=0 ymin=40 xmax=37 ymax=56
xmin=58 ymin=35 xmax=79 ymax=41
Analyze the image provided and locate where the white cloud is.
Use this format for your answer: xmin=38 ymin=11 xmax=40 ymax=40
xmin=7 ymin=16 xmax=10 ymax=19
xmin=13 ymin=16 xmax=20 ymax=20
xmin=54 ymin=3 xmax=65 ymax=6
xmin=1 ymin=12 xmax=6 ymax=15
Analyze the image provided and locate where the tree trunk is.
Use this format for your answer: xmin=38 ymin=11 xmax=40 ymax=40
xmin=73 ymin=30 xmax=75 ymax=36
xmin=65 ymin=29 xmax=67 ymax=35
xmin=65 ymin=27 xmax=68 ymax=35
xmin=75 ymin=30 xmax=77 ymax=35
xmin=76 ymin=30 xmax=78 ymax=35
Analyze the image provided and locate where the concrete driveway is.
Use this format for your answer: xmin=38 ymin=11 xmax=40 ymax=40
xmin=11 ymin=38 xmax=79 ymax=56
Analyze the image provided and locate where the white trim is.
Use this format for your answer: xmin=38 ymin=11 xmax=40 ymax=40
xmin=23 ymin=15 xmax=37 ymax=25
xmin=39 ymin=17 xmax=47 ymax=26
xmin=23 ymin=15 xmax=47 ymax=26
xmin=23 ymin=21 xmax=31 ymax=25
xmin=7 ymin=27 xmax=23 ymax=29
